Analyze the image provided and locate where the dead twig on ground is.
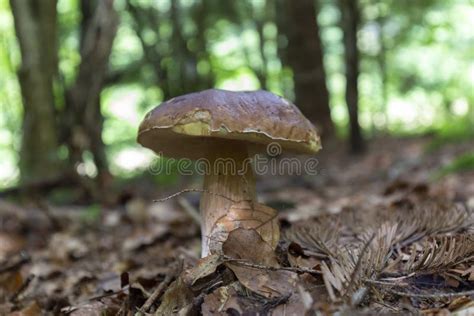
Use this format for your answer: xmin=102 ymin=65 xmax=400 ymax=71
xmin=154 ymin=188 xmax=236 ymax=203
xmin=139 ymin=273 xmax=176 ymax=313
xmin=177 ymin=197 xmax=201 ymax=226
xmin=0 ymin=252 xmax=30 ymax=274
xmin=10 ymin=274 xmax=34 ymax=302
xmin=223 ymin=256 xmax=322 ymax=275
xmin=387 ymin=288 xmax=474 ymax=299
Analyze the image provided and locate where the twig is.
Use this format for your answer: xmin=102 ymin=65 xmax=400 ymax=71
xmin=154 ymin=188 xmax=237 ymax=203
xmin=388 ymin=288 xmax=474 ymax=299
xmin=223 ymin=256 xmax=321 ymax=275
xmin=10 ymin=274 xmax=34 ymax=302
xmin=60 ymin=286 xmax=130 ymax=313
xmin=0 ymin=252 xmax=30 ymax=274
xmin=177 ymin=197 xmax=201 ymax=226
xmin=378 ymin=272 xmax=416 ymax=282
xmin=140 ymin=271 xmax=176 ymax=313
xmin=88 ymin=285 xmax=130 ymax=301
xmin=262 ymin=293 xmax=291 ymax=313
xmin=363 ymin=279 xmax=409 ymax=287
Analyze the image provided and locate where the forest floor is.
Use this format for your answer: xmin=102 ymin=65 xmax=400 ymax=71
xmin=1 ymin=136 xmax=473 ymax=315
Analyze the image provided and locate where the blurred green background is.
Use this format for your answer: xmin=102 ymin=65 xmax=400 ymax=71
xmin=0 ymin=0 xmax=473 ymax=195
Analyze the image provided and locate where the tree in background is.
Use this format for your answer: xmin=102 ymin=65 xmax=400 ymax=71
xmin=63 ymin=0 xmax=118 ymax=200
xmin=339 ymin=0 xmax=365 ymax=153
xmin=10 ymin=0 xmax=60 ymax=184
xmin=125 ymin=0 xmax=216 ymax=99
xmin=278 ymin=0 xmax=334 ymax=137
xmin=10 ymin=0 xmax=118 ymax=199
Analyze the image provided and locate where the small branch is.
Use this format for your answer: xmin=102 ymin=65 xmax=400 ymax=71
xmin=177 ymin=197 xmax=201 ymax=226
xmin=140 ymin=270 xmax=176 ymax=313
xmin=378 ymin=272 xmax=416 ymax=282
xmin=363 ymin=279 xmax=409 ymax=287
xmin=388 ymin=288 xmax=474 ymax=299
xmin=154 ymin=188 xmax=238 ymax=203
xmin=0 ymin=252 xmax=30 ymax=274
xmin=60 ymin=286 xmax=130 ymax=313
xmin=10 ymin=274 xmax=34 ymax=302
xmin=223 ymin=256 xmax=321 ymax=275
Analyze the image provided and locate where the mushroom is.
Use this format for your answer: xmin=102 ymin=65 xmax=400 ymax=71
xmin=137 ymin=89 xmax=321 ymax=257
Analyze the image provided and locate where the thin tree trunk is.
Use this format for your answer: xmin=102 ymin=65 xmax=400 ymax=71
xmin=192 ymin=0 xmax=215 ymax=90
xmin=10 ymin=0 xmax=60 ymax=184
xmin=126 ymin=0 xmax=170 ymax=99
xmin=340 ymin=0 xmax=365 ymax=153
xmin=279 ymin=0 xmax=334 ymax=136
xmin=376 ymin=15 xmax=388 ymax=129
xmin=65 ymin=0 xmax=118 ymax=201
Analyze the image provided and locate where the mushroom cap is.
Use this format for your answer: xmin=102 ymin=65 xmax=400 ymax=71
xmin=137 ymin=89 xmax=321 ymax=159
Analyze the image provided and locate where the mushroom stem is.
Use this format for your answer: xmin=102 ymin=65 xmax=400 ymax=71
xmin=200 ymin=142 xmax=255 ymax=257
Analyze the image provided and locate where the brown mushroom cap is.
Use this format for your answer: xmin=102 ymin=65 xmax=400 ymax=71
xmin=137 ymin=89 xmax=321 ymax=159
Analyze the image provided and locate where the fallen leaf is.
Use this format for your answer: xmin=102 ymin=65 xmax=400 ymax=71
xmin=0 ymin=270 xmax=23 ymax=295
xmin=209 ymin=201 xmax=280 ymax=253
xmin=182 ymin=254 xmax=222 ymax=286
xmin=223 ymin=228 xmax=278 ymax=267
xmin=222 ymin=228 xmax=297 ymax=299
xmin=448 ymin=297 xmax=472 ymax=312
xmin=271 ymin=290 xmax=310 ymax=316
xmin=63 ymin=301 xmax=109 ymax=316
xmin=0 ymin=232 xmax=25 ymax=260
xmin=201 ymin=282 xmax=242 ymax=315
xmin=48 ymin=233 xmax=88 ymax=260
xmin=155 ymin=277 xmax=194 ymax=315
xmin=122 ymin=224 xmax=168 ymax=252
xmin=10 ymin=301 xmax=42 ymax=316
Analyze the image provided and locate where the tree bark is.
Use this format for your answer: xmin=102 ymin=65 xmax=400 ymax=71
xmin=64 ymin=0 xmax=118 ymax=200
xmin=279 ymin=0 xmax=334 ymax=137
xmin=127 ymin=0 xmax=214 ymax=98
xmin=340 ymin=0 xmax=365 ymax=153
xmin=10 ymin=0 xmax=60 ymax=184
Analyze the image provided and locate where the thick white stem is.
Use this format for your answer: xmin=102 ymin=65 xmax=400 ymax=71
xmin=199 ymin=142 xmax=255 ymax=257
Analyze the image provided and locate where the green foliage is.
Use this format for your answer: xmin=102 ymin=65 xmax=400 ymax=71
xmin=80 ymin=204 xmax=102 ymax=224
xmin=436 ymin=152 xmax=474 ymax=178
xmin=426 ymin=117 xmax=474 ymax=152
xmin=1 ymin=0 xmax=473 ymax=188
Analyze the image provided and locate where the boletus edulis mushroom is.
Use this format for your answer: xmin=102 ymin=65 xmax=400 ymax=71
xmin=137 ymin=89 xmax=321 ymax=257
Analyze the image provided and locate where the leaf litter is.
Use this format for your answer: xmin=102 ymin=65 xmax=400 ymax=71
xmin=0 ymin=137 xmax=474 ymax=315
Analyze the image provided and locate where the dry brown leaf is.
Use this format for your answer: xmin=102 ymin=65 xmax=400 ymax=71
xmin=63 ymin=301 xmax=109 ymax=316
xmin=222 ymin=228 xmax=278 ymax=266
xmin=0 ymin=232 xmax=25 ymax=260
xmin=201 ymin=282 xmax=243 ymax=315
xmin=222 ymin=228 xmax=297 ymax=299
xmin=182 ymin=254 xmax=222 ymax=286
xmin=227 ymin=264 xmax=297 ymax=299
xmin=155 ymin=277 xmax=194 ymax=315
xmin=209 ymin=201 xmax=279 ymax=252
xmin=122 ymin=224 xmax=168 ymax=252
xmin=271 ymin=287 xmax=312 ymax=316
xmin=0 ymin=270 xmax=23 ymax=295
xmin=48 ymin=233 xmax=88 ymax=260
xmin=10 ymin=301 xmax=42 ymax=316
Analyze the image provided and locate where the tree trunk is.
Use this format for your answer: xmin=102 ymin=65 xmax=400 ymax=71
xmin=127 ymin=0 xmax=214 ymax=98
xmin=10 ymin=0 xmax=60 ymax=184
xmin=340 ymin=0 xmax=365 ymax=153
xmin=64 ymin=0 xmax=118 ymax=201
xmin=279 ymin=0 xmax=334 ymax=137
xmin=376 ymin=14 xmax=388 ymax=130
